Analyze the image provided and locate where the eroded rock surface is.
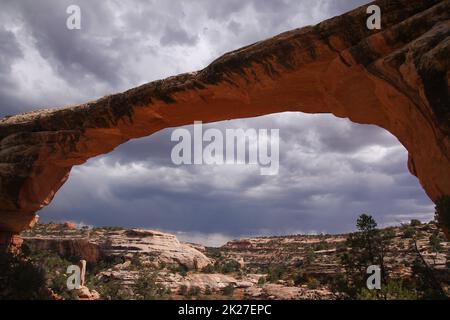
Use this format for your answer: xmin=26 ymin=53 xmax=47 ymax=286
xmin=20 ymin=222 xmax=450 ymax=300
xmin=22 ymin=225 xmax=212 ymax=270
xmin=0 ymin=0 xmax=449 ymax=237
xmin=90 ymin=228 xmax=212 ymax=270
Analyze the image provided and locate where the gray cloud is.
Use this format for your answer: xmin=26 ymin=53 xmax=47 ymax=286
xmin=0 ymin=28 xmax=22 ymax=73
xmin=40 ymin=114 xmax=433 ymax=239
xmin=160 ymin=24 xmax=199 ymax=46
xmin=12 ymin=0 xmax=127 ymax=87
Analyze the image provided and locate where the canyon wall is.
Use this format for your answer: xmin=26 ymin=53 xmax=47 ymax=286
xmin=0 ymin=0 xmax=449 ymax=245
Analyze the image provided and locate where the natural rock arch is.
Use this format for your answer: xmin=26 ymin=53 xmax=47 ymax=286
xmin=0 ymin=0 xmax=449 ymax=249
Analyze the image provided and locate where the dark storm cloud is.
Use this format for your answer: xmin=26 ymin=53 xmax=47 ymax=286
xmin=0 ymin=93 xmax=35 ymax=118
xmin=199 ymin=0 xmax=249 ymax=21
xmin=0 ymin=0 xmax=372 ymax=117
xmin=327 ymin=0 xmax=373 ymax=16
xmin=0 ymin=26 xmax=27 ymax=117
xmin=40 ymin=114 xmax=433 ymax=240
xmin=0 ymin=26 xmax=22 ymax=90
xmin=9 ymin=0 xmax=126 ymax=87
xmin=0 ymin=28 xmax=23 ymax=74
xmin=160 ymin=25 xmax=199 ymax=46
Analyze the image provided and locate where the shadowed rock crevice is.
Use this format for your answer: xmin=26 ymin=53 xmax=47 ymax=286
xmin=0 ymin=0 xmax=449 ymax=239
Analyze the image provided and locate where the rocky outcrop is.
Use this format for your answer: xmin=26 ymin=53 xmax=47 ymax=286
xmin=220 ymin=224 xmax=450 ymax=280
xmin=23 ymin=238 xmax=102 ymax=264
xmin=250 ymin=284 xmax=336 ymax=300
xmin=0 ymin=232 xmax=23 ymax=254
xmin=22 ymin=225 xmax=212 ymax=270
xmin=0 ymin=0 xmax=449 ymax=238
xmin=19 ymin=222 xmax=448 ymax=299
xmin=92 ymin=229 xmax=212 ymax=270
xmin=76 ymin=286 xmax=100 ymax=300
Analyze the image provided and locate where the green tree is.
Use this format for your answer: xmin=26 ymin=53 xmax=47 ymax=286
xmin=0 ymin=253 xmax=48 ymax=300
xmin=410 ymin=219 xmax=422 ymax=227
xmin=305 ymin=248 xmax=316 ymax=265
xmin=402 ymin=226 xmax=416 ymax=239
xmin=219 ymin=260 xmax=241 ymax=274
xmin=222 ymin=284 xmax=235 ymax=296
xmin=339 ymin=214 xmax=393 ymax=299
xmin=266 ymin=265 xmax=286 ymax=283
xmin=429 ymin=233 xmax=443 ymax=252
xmin=410 ymin=240 xmax=448 ymax=300
xmin=188 ymin=286 xmax=201 ymax=297
xmin=357 ymin=279 xmax=417 ymax=300
xmin=134 ymin=269 xmax=167 ymax=300
xmin=179 ymin=285 xmax=188 ymax=296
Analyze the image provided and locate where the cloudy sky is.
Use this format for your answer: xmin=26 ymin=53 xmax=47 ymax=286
xmin=0 ymin=0 xmax=434 ymax=246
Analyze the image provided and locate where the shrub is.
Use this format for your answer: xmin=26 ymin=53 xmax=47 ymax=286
xmin=204 ymin=286 xmax=212 ymax=295
xmin=382 ymin=228 xmax=396 ymax=239
xmin=222 ymin=284 xmax=235 ymax=296
xmin=130 ymin=255 xmax=142 ymax=269
xmin=305 ymin=248 xmax=316 ymax=265
xmin=429 ymin=233 xmax=443 ymax=252
xmin=314 ymin=241 xmax=331 ymax=251
xmin=0 ymin=253 xmax=48 ymax=300
xmin=410 ymin=219 xmax=422 ymax=227
xmin=307 ymin=278 xmax=321 ymax=290
xmin=94 ymin=279 xmax=132 ymax=300
xmin=402 ymin=226 xmax=416 ymax=239
xmin=170 ymin=265 xmax=189 ymax=276
xmin=357 ymin=280 xmax=417 ymax=300
xmin=179 ymin=285 xmax=188 ymax=296
xmin=220 ymin=260 xmax=241 ymax=274
xmin=188 ymin=286 xmax=201 ymax=297
xmin=201 ymin=264 xmax=215 ymax=274
xmin=205 ymin=248 xmax=223 ymax=259
xmin=134 ymin=269 xmax=167 ymax=300
xmin=293 ymin=271 xmax=307 ymax=286
xmin=266 ymin=265 xmax=286 ymax=283
xmin=24 ymin=249 xmax=80 ymax=299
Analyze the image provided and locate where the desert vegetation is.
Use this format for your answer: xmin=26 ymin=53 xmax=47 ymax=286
xmin=1 ymin=210 xmax=449 ymax=300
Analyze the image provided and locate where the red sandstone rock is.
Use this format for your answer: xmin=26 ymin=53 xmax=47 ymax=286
xmin=63 ymin=222 xmax=77 ymax=230
xmin=23 ymin=238 xmax=101 ymax=264
xmin=76 ymin=286 xmax=100 ymax=300
xmin=0 ymin=0 xmax=449 ymax=238
xmin=0 ymin=232 xmax=23 ymax=253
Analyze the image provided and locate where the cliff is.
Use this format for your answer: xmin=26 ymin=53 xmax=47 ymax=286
xmin=22 ymin=225 xmax=212 ymax=270
xmin=0 ymin=0 xmax=449 ymax=240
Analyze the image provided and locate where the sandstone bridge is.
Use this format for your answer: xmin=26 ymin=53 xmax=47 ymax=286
xmin=0 ymin=0 xmax=449 ymax=251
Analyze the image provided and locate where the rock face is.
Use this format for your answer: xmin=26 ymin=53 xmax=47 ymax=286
xmin=89 ymin=223 xmax=448 ymax=299
xmin=0 ymin=0 xmax=449 ymax=237
xmin=21 ymin=223 xmax=102 ymax=263
xmin=22 ymin=225 xmax=212 ymax=270
xmin=221 ymin=224 xmax=449 ymax=279
xmin=90 ymin=229 xmax=212 ymax=270
xmin=23 ymin=238 xmax=102 ymax=264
